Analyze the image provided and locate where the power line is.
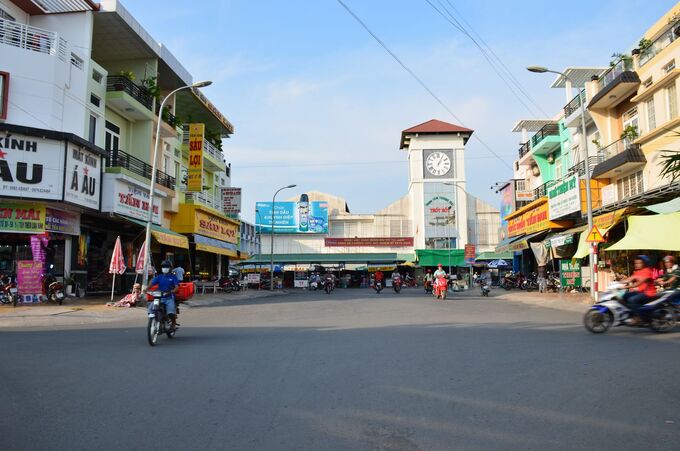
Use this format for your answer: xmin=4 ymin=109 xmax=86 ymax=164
xmin=424 ymin=0 xmax=549 ymax=118
xmin=236 ymin=154 xmax=517 ymax=169
xmin=334 ymin=0 xmax=513 ymax=170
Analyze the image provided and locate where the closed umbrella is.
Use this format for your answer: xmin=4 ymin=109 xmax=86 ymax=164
xmin=109 ymin=236 xmax=126 ymax=301
xmin=134 ymin=241 xmax=154 ymax=281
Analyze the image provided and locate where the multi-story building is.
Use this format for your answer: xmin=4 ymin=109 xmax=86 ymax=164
xmin=0 ymin=0 xmax=238 ymax=297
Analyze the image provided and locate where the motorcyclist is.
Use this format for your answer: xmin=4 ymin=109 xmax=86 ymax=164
xmin=391 ymin=269 xmax=402 ymax=282
xmin=374 ymin=270 xmax=384 ymax=285
xmin=657 ymin=255 xmax=680 ymax=303
xmin=434 ymin=264 xmax=447 ymax=279
xmin=622 ymin=255 xmax=657 ymax=324
xmin=148 ymin=260 xmax=180 ymax=330
xmin=424 ymin=269 xmax=434 ymax=285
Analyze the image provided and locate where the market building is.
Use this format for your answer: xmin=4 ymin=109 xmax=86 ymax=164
xmin=245 ymin=120 xmax=501 ymax=288
xmin=496 ymin=3 xmax=680 ymax=292
xmin=0 ymin=0 xmax=238 ymax=299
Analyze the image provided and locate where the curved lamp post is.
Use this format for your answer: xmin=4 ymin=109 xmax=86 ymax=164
xmin=527 ymin=66 xmax=595 ymax=300
xmin=270 ymin=184 xmax=296 ymax=290
xmin=141 ymin=80 xmax=212 ymax=290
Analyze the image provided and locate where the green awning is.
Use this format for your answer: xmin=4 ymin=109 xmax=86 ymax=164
xmin=607 ymin=212 xmax=680 ymax=251
xmin=241 ymin=253 xmax=402 ymax=264
xmin=475 ymin=251 xmax=513 ymax=261
xmin=416 ymin=249 xmax=465 ymax=267
xmin=645 ymin=198 xmax=680 ymax=214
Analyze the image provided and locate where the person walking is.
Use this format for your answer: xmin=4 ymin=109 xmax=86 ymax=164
xmin=173 ymin=264 xmax=185 ymax=282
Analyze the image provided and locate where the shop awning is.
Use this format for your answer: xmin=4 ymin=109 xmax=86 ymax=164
xmin=242 ymin=253 xmax=403 ymax=264
xmin=645 ymin=198 xmax=680 ymax=214
xmin=506 ymin=231 xmax=548 ymax=253
xmin=593 ymin=208 xmax=630 ymax=236
xmin=606 ymin=212 xmax=680 ymax=251
xmin=194 ymin=234 xmax=238 ymax=257
xmin=125 ymin=218 xmax=189 ymax=249
xmin=495 ymin=235 xmax=526 ymax=253
xmin=475 ymin=251 xmax=513 ymax=261
xmin=415 ymin=249 xmax=465 ymax=267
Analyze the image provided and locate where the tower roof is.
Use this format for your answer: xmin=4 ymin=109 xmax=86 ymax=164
xmin=400 ymin=119 xmax=473 ymax=148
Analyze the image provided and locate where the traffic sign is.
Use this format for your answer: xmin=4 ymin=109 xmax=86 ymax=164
xmin=585 ymin=225 xmax=605 ymax=243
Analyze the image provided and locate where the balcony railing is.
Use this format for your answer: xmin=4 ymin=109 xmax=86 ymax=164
xmin=106 ymin=149 xmax=175 ymax=189
xmin=533 ymin=181 xmax=555 ymax=199
xmin=156 ymin=104 xmax=180 ymax=128
xmin=568 ymin=156 xmax=600 ymax=177
xmin=518 ymin=141 xmax=531 ymax=159
xmin=640 ymin=22 xmax=680 ymax=67
xmin=530 ymin=123 xmax=560 ymax=147
xmin=597 ymin=138 xmax=640 ymax=162
xmin=598 ymin=58 xmax=634 ymax=90
xmin=182 ymin=131 xmax=224 ymax=165
xmin=185 ymin=190 xmax=224 ymax=212
xmin=564 ymin=89 xmax=585 ymax=117
xmin=0 ymin=17 xmax=66 ymax=60
xmin=106 ymin=75 xmax=154 ymax=111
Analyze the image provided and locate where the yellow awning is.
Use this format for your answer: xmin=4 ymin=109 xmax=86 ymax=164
xmin=151 ymin=230 xmax=189 ymax=249
xmin=606 ymin=212 xmax=680 ymax=251
xmin=196 ymin=242 xmax=239 ymax=257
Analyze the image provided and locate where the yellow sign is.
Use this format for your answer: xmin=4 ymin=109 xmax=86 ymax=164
xmin=585 ymin=225 xmax=605 ymax=243
xmin=593 ymin=208 xmax=628 ymax=235
xmin=187 ymin=123 xmax=204 ymax=192
xmin=171 ymin=205 xmax=240 ymax=245
xmin=151 ymin=230 xmax=189 ymax=249
xmin=506 ymin=198 xmax=571 ymax=237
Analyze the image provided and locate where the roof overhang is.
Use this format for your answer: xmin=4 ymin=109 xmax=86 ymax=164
xmin=175 ymin=88 xmax=235 ymax=137
xmin=550 ymin=67 xmax=607 ymax=89
xmin=588 ymin=72 xmax=640 ymax=110
xmin=12 ymin=0 xmax=99 ymax=14
xmin=511 ymin=119 xmax=556 ymax=133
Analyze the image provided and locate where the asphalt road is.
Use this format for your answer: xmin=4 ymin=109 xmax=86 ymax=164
xmin=1 ymin=289 xmax=679 ymax=450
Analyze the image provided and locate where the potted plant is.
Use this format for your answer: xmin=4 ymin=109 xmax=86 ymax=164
xmin=63 ymin=273 xmax=76 ymax=296
xmin=141 ymin=76 xmax=161 ymax=102
xmin=620 ymin=125 xmax=639 ymax=142
xmin=638 ymin=38 xmax=652 ymax=52
xmin=114 ymin=70 xmax=135 ymax=90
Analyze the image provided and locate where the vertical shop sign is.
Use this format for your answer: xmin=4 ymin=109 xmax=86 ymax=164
xmin=222 ymin=187 xmax=242 ymax=214
xmin=17 ymin=260 xmax=44 ymax=303
xmin=65 ymin=144 xmax=101 ymax=209
xmin=187 ymin=123 xmax=204 ymax=192
xmin=560 ymin=259 xmax=582 ymax=287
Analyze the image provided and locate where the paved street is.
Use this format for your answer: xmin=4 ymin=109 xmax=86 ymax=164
xmin=1 ymin=288 xmax=679 ymax=450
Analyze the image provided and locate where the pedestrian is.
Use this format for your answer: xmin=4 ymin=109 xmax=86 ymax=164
xmin=173 ymin=264 xmax=185 ymax=282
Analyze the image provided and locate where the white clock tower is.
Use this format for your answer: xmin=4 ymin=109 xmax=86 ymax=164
xmin=400 ymin=119 xmax=474 ymax=251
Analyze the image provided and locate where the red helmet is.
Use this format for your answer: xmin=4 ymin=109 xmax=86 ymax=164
xmin=437 ymin=264 xmax=443 ymax=267
xmin=427 ymin=269 xmax=432 ymax=273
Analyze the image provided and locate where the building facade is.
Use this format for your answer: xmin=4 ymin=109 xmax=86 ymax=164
xmin=0 ymin=0 xmax=238 ymax=298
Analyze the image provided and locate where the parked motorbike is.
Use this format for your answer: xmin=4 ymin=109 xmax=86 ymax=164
xmin=501 ymin=272 xmax=524 ymax=290
xmin=146 ymin=289 xmax=177 ymax=346
xmin=0 ymin=274 xmax=18 ymax=307
xmin=42 ymin=267 xmax=65 ymax=305
xmin=433 ymin=275 xmax=448 ymax=300
xmin=583 ymin=283 xmax=677 ymax=334
xmin=392 ymin=275 xmax=403 ymax=293
xmin=218 ymin=276 xmax=241 ymax=293
xmin=545 ymin=272 xmax=562 ymax=292
xmin=520 ymin=273 xmax=539 ymax=291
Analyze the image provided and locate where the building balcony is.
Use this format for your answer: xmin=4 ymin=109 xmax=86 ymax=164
xmin=530 ymin=123 xmax=561 ymax=156
xmin=184 ymin=190 xmax=226 ymax=214
xmin=639 ymin=20 xmax=680 ymax=67
xmin=563 ymin=89 xmax=589 ymax=128
xmin=518 ymin=141 xmax=530 ymax=159
xmin=533 ymin=180 xmax=554 ymax=199
xmin=106 ymin=75 xmax=154 ymax=121
xmin=591 ymin=139 xmax=646 ymax=179
xmin=182 ymin=131 xmax=226 ymax=173
xmin=106 ymin=148 xmax=175 ymax=190
xmin=155 ymin=105 xmax=181 ymax=139
xmin=568 ymin=156 xmax=600 ymax=178
xmin=0 ymin=18 xmax=67 ymax=61
xmin=588 ymin=59 xmax=640 ymax=110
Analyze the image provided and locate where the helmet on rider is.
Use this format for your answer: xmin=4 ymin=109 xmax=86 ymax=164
xmin=427 ymin=269 xmax=432 ymax=273
xmin=161 ymin=260 xmax=172 ymax=274
xmin=437 ymin=264 xmax=443 ymax=268
xmin=634 ymin=255 xmax=651 ymax=267
xmin=663 ymin=255 xmax=676 ymax=264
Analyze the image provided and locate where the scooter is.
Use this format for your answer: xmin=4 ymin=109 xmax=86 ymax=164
xmin=146 ymin=289 xmax=177 ymax=346
xmin=433 ymin=275 xmax=448 ymax=300
xmin=424 ymin=279 xmax=433 ymax=294
xmin=0 ymin=274 xmax=18 ymax=307
xmin=480 ymin=281 xmax=490 ymax=297
xmin=324 ymin=277 xmax=334 ymax=294
xmin=583 ymin=282 xmax=677 ymax=334
xmin=374 ymin=280 xmax=383 ymax=294
xmin=392 ymin=276 xmax=403 ymax=293
xmin=42 ymin=266 xmax=65 ymax=305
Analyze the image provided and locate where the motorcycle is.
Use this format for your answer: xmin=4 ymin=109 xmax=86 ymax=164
xmin=520 ymin=273 xmax=539 ymax=291
xmin=42 ymin=268 xmax=65 ymax=305
xmin=392 ymin=276 xmax=403 ymax=293
xmin=218 ymin=276 xmax=241 ymax=293
xmin=480 ymin=281 xmax=490 ymax=297
xmin=583 ymin=283 xmax=677 ymax=334
xmin=374 ymin=279 xmax=383 ymax=294
xmin=146 ymin=290 xmax=177 ymax=346
xmin=0 ymin=274 xmax=18 ymax=307
xmin=424 ymin=279 xmax=433 ymax=294
xmin=433 ymin=275 xmax=448 ymax=300
xmin=324 ymin=277 xmax=334 ymax=294
xmin=404 ymin=275 xmax=417 ymax=288
xmin=545 ymin=272 xmax=562 ymax=292
xmin=501 ymin=272 xmax=524 ymax=290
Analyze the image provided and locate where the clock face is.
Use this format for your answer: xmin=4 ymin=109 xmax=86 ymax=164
xmin=425 ymin=151 xmax=451 ymax=177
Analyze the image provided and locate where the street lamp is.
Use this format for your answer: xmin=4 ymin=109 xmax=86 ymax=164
xmin=270 ymin=184 xmax=296 ymax=290
xmin=141 ymin=80 xmax=213 ymax=290
xmin=527 ymin=66 xmax=595 ymax=300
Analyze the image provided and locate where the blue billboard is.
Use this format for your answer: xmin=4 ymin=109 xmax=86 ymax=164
xmin=256 ymin=200 xmax=328 ymax=234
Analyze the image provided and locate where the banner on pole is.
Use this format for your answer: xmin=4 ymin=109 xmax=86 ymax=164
xmin=187 ymin=123 xmax=204 ymax=192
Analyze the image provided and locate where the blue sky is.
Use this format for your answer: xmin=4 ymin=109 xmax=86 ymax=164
xmin=123 ymin=0 xmax=677 ymax=221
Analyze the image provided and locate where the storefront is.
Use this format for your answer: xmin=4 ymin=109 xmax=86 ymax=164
xmin=171 ymin=204 xmax=239 ymax=280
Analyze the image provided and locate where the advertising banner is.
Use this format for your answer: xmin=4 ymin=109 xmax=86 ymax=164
xmin=507 ymin=199 xmax=572 ymax=237
xmin=515 ymin=190 xmax=535 ymax=202
xmin=464 ymin=244 xmax=476 ymax=264
xmin=256 ymin=200 xmax=328 ymax=234
xmin=548 ymin=174 xmax=580 ymax=220
xmin=0 ymin=134 xmax=64 ymax=200
xmin=247 ymin=273 xmax=261 ymax=284
xmin=101 ymin=178 xmax=162 ymax=224
xmin=17 ymin=260 xmax=44 ymax=303
xmin=45 ymin=208 xmax=80 ymax=235
xmin=560 ymin=259 xmax=582 ymax=287
xmin=194 ymin=209 xmax=239 ymax=244
xmin=324 ymin=237 xmax=414 ymax=247
xmin=221 ymin=187 xmax=241 ymax=214
xmin=187 ymin=123 xmax=204 ymax=192
xmin=64 ymin=144 xmax=101 ymax=209
xmin=499 ymin=183 xmax=515 ymax=226
xmin=0 ymin=203 xmax=46 ymax=233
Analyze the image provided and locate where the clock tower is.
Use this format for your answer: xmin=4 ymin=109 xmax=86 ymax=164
xmin=400 ymin=119 xmax=474 ymax=251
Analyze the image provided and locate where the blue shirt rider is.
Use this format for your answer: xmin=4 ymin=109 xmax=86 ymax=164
xmin=149 ymin=260 xmax=180 ymax=330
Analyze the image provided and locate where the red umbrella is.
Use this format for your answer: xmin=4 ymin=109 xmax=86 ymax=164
xmin=135 ymin=241 xmax=155 ymax=278
xmin=109 ymin=236 xmax=126 ymax=300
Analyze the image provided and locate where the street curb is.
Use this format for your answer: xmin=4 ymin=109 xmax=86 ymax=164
xmin=183 ymin=290 xmax=291 ymax=308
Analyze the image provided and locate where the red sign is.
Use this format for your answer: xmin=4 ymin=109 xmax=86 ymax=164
xmin=324 ymin=237 xmax=414 ymax=247
xmin=17 ymin=260 xmax=44 ymax=300
xmin=464 ymin=244 xmax=476 ymax=263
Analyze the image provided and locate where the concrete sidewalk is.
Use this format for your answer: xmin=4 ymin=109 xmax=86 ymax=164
xmin=0 ymin=289 xmax=290 ymax=329
xmin=488 ymin=287 xmax=593 ymax=313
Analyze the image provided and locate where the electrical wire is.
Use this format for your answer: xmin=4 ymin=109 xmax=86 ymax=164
xmin=334 ymin=0 xmax=513 ymax=170
xmin=236 ymin=154 xmax=517 ymax=169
